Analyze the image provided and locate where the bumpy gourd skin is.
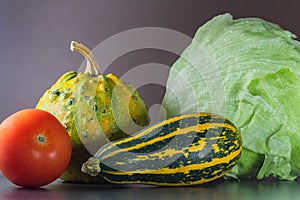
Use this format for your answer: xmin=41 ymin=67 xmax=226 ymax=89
xmin=36 ymin=42 xmax=149 ymax=183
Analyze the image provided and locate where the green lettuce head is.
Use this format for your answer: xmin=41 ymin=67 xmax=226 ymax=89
xmin=161 ymin=13 xmax=300 ymax=180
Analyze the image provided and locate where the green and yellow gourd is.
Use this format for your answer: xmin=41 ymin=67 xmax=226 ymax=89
xmin=36 ymin=41 xmax=149 ymax=183
xmin=82 ymin=113 xmax=242 ymax=186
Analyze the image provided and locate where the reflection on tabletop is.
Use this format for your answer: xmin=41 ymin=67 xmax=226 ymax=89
xmin=1 ymin=175 xmax=300 ymax=200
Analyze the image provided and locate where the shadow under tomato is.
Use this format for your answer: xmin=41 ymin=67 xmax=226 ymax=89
xmin=0 ymin=187 xmax=67 ymax=200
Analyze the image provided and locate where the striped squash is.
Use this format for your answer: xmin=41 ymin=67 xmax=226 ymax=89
xmin=81 ymin=113 xmax=242 ymax=186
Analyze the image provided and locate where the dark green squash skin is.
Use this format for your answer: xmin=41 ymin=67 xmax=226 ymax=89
xmin=82 ymin=113 xmax=242 ymax=186
xmin=36 ymin=71 xmax=149 ymax=183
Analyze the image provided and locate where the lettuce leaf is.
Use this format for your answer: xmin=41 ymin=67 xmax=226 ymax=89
xmin=161 ymin=13 xmax=300 ymax=180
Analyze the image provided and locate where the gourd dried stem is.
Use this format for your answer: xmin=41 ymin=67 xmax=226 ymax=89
xmin=81 ymin=157 xmax=101 ymax=176
xmin=70 ymin=41 xmax=101 ymax=76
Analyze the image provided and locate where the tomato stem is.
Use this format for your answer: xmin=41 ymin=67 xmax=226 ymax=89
xmin=70 ymin=41 xmax=101 ymax=76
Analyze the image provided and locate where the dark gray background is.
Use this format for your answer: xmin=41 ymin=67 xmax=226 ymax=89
xmin=1 ymin=0 xmax=300 ymax=122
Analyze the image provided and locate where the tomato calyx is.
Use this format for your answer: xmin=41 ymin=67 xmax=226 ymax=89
xmin=37 ymin=134 xmax=47 ymax=145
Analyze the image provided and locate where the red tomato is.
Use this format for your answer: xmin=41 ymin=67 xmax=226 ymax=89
xmin=0 ymin=109 xmax=72 ymax=188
